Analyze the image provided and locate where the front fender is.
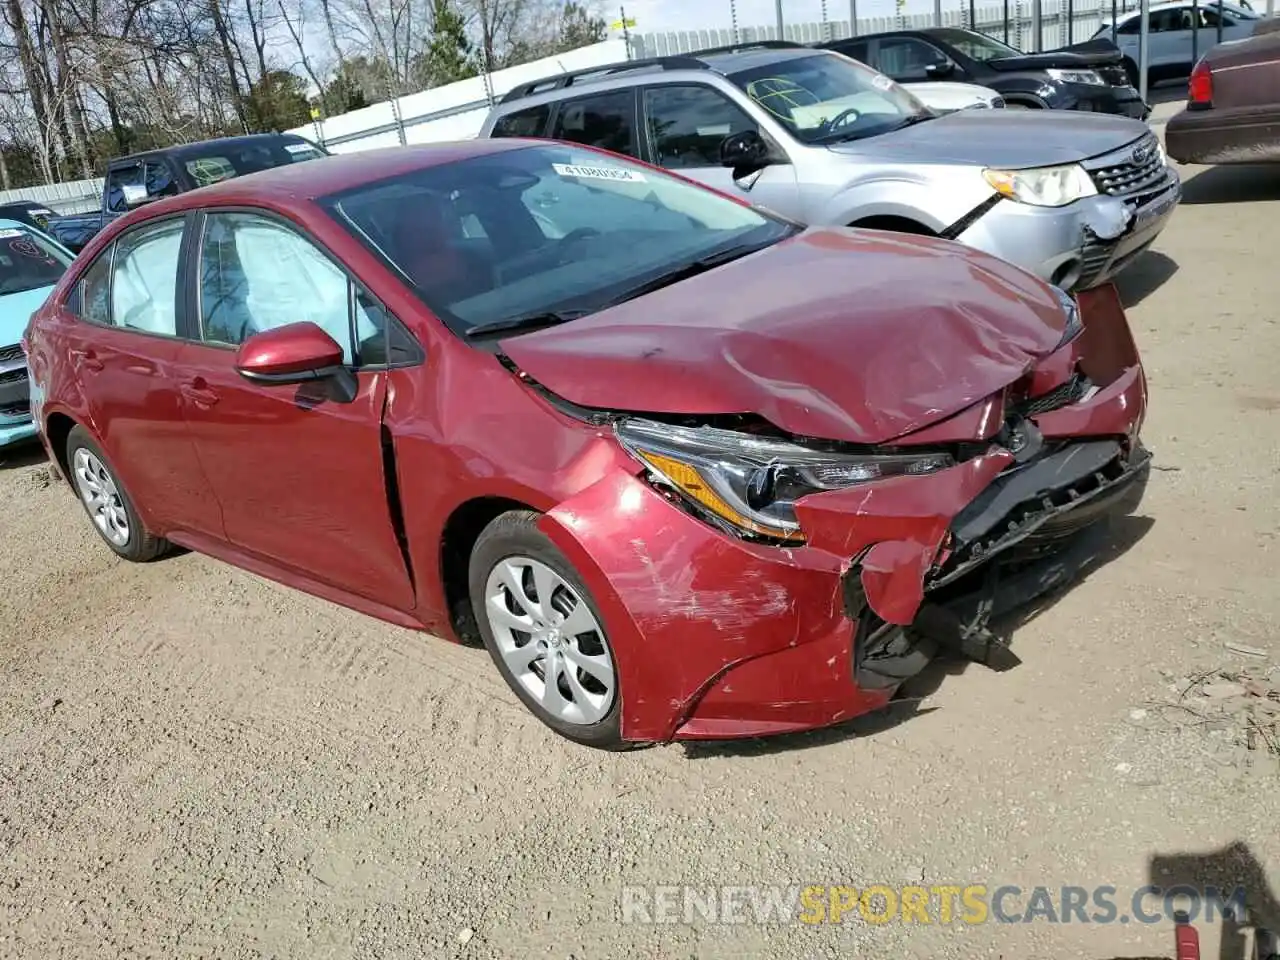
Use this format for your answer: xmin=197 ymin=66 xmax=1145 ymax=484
xmin=826 ymin=176 xmax=990 ymax=232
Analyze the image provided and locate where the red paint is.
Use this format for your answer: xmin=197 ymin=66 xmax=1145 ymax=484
xmin=234 ymin=322 xmax=344 ymax=377
xmin=23 ymin=141 xmax=1149 ymax=743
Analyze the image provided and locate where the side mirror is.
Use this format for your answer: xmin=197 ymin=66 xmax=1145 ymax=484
xmin=235 ymin=322 xmax=356 ymax=401
xmin=719 ymin=129 xmax=772 ymax=175
xmin=925 ymin=59 xmax=956 ymax=78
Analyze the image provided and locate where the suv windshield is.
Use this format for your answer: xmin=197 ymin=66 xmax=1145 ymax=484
xmin=184 ymin=138 xmax=326 ymax=188
xmin=730 ymin=52 xmax=931 ymax=145
xmin=322 ymin=143 xmax=797 ymax=337
xmin=931 ymin=28 xmax=1023 ymax=61
xmin=0 ymin=226 xmax=71 ymax=296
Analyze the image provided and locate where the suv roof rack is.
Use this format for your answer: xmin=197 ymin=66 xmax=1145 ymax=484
xmin=498 ymin=55 xmax=710 ymax=104
xmin=686 ymin=39 xmax=809 ymax=55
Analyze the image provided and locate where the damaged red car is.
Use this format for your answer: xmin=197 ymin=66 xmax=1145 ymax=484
xmin=23 ymin=139 xmax=1151 ymax=749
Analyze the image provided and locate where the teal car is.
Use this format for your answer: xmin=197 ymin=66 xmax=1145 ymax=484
xmin=0 ymin=217 xmax=74 ymax=448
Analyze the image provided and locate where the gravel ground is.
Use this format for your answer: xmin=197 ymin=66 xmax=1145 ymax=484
xmin=2 ymin=117 xmax=1278 ymax=960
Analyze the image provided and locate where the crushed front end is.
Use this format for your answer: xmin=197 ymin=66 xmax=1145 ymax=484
xmin=536 ymin=284 xmax=1149 ymax=743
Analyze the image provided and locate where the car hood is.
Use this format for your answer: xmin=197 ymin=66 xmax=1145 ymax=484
xmin=906 ymin=81 xmax=1001 ymax=110
xmin=987 ymin=37 xmax=1125 ymax=70
xmin=0 ymin=284 xmax=56 ymax=347
xmin=830 ymin=109 xmax=1146 ymax=168
xmin=499 ymin=228 xmax=1068 ymax=445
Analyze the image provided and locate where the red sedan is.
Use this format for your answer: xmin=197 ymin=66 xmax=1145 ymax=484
xmin=22 ymin=139 xmax=1150 ymax=749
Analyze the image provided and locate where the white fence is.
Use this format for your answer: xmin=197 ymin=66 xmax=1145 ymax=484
xmin=0 ymin=2 xmax=1163 ymax=208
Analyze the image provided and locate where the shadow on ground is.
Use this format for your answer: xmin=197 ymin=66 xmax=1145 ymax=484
xmin=680 ymin=511 xmax=1155 ymax=759
xmin=1116 ymin=250 xmax=1180 ymax=308
xmin=0 ymin=441 xmax=47 ymax=471
xmin=1150 ymin=841 xmax=1280 ymax=960
xmin=1179 ymin=164 xmax=1280 ymax=205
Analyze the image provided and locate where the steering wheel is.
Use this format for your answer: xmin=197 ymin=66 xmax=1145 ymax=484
xmin=823 ymin=108 xmax=861 ymax=134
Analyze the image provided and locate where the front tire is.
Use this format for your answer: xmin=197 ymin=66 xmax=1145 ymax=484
xmin=65 ymin=425 xmax=169 ymax=562
xmin=469 ymin=510 xmax=627 ymax=749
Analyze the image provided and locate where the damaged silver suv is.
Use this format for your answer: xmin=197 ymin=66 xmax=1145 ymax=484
xmin=479 ymin=41 xmax=1180 ymax=291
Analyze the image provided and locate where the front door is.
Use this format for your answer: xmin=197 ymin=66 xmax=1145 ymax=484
xmin=175 ymin=209 xmax=415 ymax=611
xmin=58 ymin=214 xmax=225 ymax=539
xmin=640 ymin=83 xmax=803 ymax=221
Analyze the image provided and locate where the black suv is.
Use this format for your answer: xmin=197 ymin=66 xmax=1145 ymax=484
xmin=819 ymin=27 xmax=1149 ymax=118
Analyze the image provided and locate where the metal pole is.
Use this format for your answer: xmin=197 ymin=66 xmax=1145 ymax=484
xmin=935 ymin=0 xmax=943 ymax=27
xmin=1191 ymin=0 xmax=1199 ymax=65
xmin=969 ymin=0 xmax=976 ymax=30
xmin=1032 ymin=0 xmax=1043 ymax=51
xmin=730 ymin=0 xmax=740 ymax=44
xmin=821 ymin=0 xmax=831 ymax=41
xmin=850 ymin=0 xmax=859 ymax=36
xmin=1111 ymin=0 xmax=1118 ymax=42
xmin=1004 ymin=0 xmax=1010 ymax=43
xmin=621 ymin=5 xmax=632 ymax=59
xmin=1137 ymin=0 xmax=1149 ymax=102
xmin=1215 ymin=0 xmax=1224 ymax=44
xmin=776 ymin=0 xmax=784 ymax=39
xmin=1067 ymin=0 xmax=1074 ymax=43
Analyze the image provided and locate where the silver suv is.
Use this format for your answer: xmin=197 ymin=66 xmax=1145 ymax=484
xmin=478 ymin=41 xmax=1180 ymax=291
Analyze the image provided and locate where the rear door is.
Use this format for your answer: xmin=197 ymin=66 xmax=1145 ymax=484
xmin=56 ymin=214 xmax=225 ymax=538
xmin=638 ymin=82 xmax=803 ymax=219
xmin=173 ymin=208 xmax=417 ymax=610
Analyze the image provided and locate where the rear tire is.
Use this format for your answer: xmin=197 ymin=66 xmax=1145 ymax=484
xmin=65 ymin=425 xmax=169 ymax=562
xmin=469 ymin=510 xmax=631 ymax=750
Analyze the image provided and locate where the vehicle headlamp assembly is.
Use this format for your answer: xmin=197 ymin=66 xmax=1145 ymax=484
xmin=615 ymin=418 xmax=955 ymax=544
xmin=1049 ymin=283 xmax=1084 ymax=348
xmin=983 ymin=163 xmax=1097 ymax=207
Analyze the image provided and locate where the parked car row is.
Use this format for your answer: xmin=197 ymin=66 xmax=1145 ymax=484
xmin=480 ymin=41 xmax=1179 ymax=292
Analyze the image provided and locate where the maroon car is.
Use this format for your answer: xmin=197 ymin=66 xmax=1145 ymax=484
xmin=1166 ymin=20 xmax=1280 ymax=164
xmin=22 ymin=139 xmax=1150 ymax=749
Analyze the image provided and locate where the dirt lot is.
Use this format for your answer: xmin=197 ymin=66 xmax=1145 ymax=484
xmin=2 ymin=125 xmax=1279 ymax=959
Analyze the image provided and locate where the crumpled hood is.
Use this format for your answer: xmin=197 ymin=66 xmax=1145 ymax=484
xmin=831 ymin=109 xmax=1146 ymax=168
xmin=0 ymin=284 xmax=56 ymax=348
xmin=500 ymin=228 xmax=1068 ymax=445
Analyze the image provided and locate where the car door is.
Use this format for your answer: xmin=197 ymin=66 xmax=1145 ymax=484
xmin=173 ymin=208 xmax=416 ymax=611
xmin=1148 ymin=7 xmax=1191 ymax=71
xmin=55 ymin=214 xmax=225 ymax=539
xmin=639 ymin=83 xmax=802 ymax=220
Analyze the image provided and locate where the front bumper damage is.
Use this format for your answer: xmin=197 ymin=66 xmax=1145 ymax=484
xmin=536 ymin=284 xmax=1150 ymax=743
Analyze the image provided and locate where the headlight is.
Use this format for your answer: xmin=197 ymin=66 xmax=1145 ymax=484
xmin=1049 ymin=283 xmax=1083 ymax=348
xmin=1047 ymin=68 xmax=1105 ymax=86
xmin=615 ymin=418 xmax=955 ymax=543
xmin=983 ymin=163 xmax=1097 ymax=207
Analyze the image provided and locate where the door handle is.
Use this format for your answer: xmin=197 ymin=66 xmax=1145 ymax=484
xmin=69 ymin=348 xmax=104 ymax=372
xmin=179 ymin=379 xmax=219 ymax=408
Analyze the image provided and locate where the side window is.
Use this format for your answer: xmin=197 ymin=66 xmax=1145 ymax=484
xmin=353 ymin=288 xmax=419 ymax=367
xmin=643 ymin=85 xmax=758 ymax=169
xmin=145 ymin=161 xmax=180 ymax=199
xmin=105 ymin=162 xmax=146 ymax=214
xmin=549 ymin=90 xmax=637 ymax=157
xmin=491 ymin=104 xmax=551 ymax=138
xmin=875 ymin=38 xmax=948 ymax=80
xmin=110 ymin=219 xmax=184 ymax=335
xmin=198 ymin=212 xmax=357 ymax=363
xmin=1200 ymin=8 xmax=1234 ymax=26
xmin=836 ymin=40 xmax=872 ymax=63
xmin=1150 ymin=9 xmax=1184 ymax=31
xmin=1116 ymin=16 xmax=1140 ymax=34
xmin=78 ymin=251 xmax=113 ymax=326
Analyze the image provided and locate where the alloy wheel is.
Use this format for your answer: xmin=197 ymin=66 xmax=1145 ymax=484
xmin=72 ymin=447 xmax=130 ymax=547
xmin=483 ymin=556 xmax=616 ymax=725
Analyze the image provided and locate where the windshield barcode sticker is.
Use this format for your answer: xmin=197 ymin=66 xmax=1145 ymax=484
xmin=0 ymin=228 xmax=23 ymax=238
xmin=285 ymin=143 xmax=314 ymax=154
xmin=552 ymin=163 xmax=646 ymax=183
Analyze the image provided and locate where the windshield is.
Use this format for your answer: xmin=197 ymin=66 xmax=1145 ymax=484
xmin=730 ymin=53 xmax=931 ymax=145
xmin=185 ymin=138 xmax=326 ymax=188
xmin=932 ymin=28 xmax=1023 ymax=61
xmin=322 ymin=144 xmax=796 ymax=338
xmin=0 ymin=226 xmax=71 ymax=296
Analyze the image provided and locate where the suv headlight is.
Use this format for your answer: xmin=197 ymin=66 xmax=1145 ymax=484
xmin=983 ymin=163 xmax=1097 ymax=207
xmin=1047 ymin=68 xmax=1105 ymax=86
xmin=615 ymin=418 xmax=955 ymax=543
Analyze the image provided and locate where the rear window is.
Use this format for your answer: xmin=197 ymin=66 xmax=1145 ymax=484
xmin=184 ymin=138 xmax=326 ymax=187
xmin=0 ymin=226 xmax=71 ymax=295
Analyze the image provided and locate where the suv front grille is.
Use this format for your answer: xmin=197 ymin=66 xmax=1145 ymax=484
xmin=1097 ymin=63 xmax=1131 ymax=87
xmin=1015 ymin=374 xmax=1091 ymax=417
xmin=1087 ymin=133 xmax=1168 ymax=198
xmin=0 ymin=400 xmax=29 ymax=419
xmin=0 ymin=367 xmax=27 ymax=386
xmin=0 ymin=344 xmax=22 ymax=365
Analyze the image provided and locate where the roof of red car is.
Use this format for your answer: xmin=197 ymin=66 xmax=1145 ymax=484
xmin=153 ymin=138 xmax=532 ymax=212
